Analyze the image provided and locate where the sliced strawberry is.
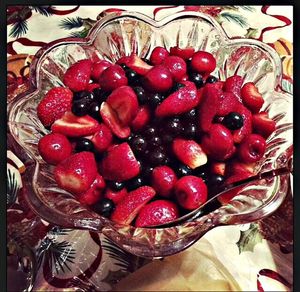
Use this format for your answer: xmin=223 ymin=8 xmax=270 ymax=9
xmin=100 ymin=102 xmax=131 ymax=139
xmin=135 ymin=200 xmax=179 ymax=227
xmin=225 ymin=160 xmax=255 ymax=177
xmin=106 ymin=86 xmax=138 ymax=125
xmin=110 ymin=186 xmax=156 ymax=225
xmin=117 ymin=53 xmax=153 ymax=75
xmin=51 ymin=111 xmax=100 ymax=138
xmin=218 ymin=172 xmax=252 ymax=205
xmin=170 ymin=46 xmax=195 ymax=60
xmin=211 ymin=162 xmax=226 ymax=176
xmin=172 ymin=138 xmax=207 ymax=169
xmin=54 ymin=151 xmax=97 ymax=195
xmin=104 ymin=188 xmax=128 ymax=204
xmin=241 ymin=82 xmax=264 ymax=113
xmin=130 ymin=105 xmax=151 ymax=132
xmin=78 ymin=174 xmax=106 ymax=205
xmin=37 ymin=87 xmax=73 ymax=127
xmin=252 ymin=111 xmax=276 ymax=139
xmin=63 ymin=59 xmax=92 ymax=92
xmin=91 ymin=60 xmax=112 ymax=81
xmin=155 ymin=81 xmax=198 ymax=117
xmin=223 ymin=75 xmax=244 ymax=101
xmin=197 ymin=83 xmax=221 ymax=132
xmin=100 ymin=142 xmax=140 ymax=181
xmin=91 ymin=123 xmax=113 ymax=153
xmin=217 ymin=91 xmax=240 ymax=116
xmin=232 ymin=103 xmax=253 ymax=143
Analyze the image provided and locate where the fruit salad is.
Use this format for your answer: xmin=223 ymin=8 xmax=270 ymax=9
xmin=36 ymin=46 xmax=276 ymax=227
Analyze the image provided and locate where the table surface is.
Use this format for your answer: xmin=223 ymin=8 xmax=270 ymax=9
xmin=7 ymin=5 xmax=293 ymax=291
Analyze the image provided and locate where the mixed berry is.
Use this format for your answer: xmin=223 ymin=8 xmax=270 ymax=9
xmin=36 ymin=46 xmax=276 ymax=227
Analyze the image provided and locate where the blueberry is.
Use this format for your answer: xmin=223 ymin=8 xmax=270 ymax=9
xmin=107 ymin=181 xmax=125 ymax=191
xmin=164 ymin=117 xmax=183 ymax=136
xmin=143 ymin=126 xmax=157 ymax=138
xmin=142 ymin=57 xmax=152 ymax=65
xmin=93 ymin=198 xmax=115 ymax=217
xmin=206 ymin=75 xmax=218 ymax=84
xmin=120 ymin=63 xmax=129 ymax=70
xmin=183 ymin=123 xmax=197 ymax=139
xmin=169 ymin=82 xmax=185 ymax=94
xmin=133 ymin=86 xmax=147 ymax=104
xmin=193 ymin=166 xmax=209 ymax=183
xmin=92 ymin=88 xmax=110 ymax=103
xmin=222 ymin=112 xmax=244 ymax=130
xmin=75 ymin=138 xmax=94 ymax=152
xmin=125 ymin=176 xmax=144 ymax=191
xmin=148 ymin=93 xmax=164 ymax=109
xmin=189 ymin=72 xmax=204 ymax=88
xmin=182 ymin=108 xmax=197 ymax=122
xmin=148 ymin=148 xmax=167 ymax=166
xmin=72 ymin=99 xmax=89 ymax=116
xmin=73 ymin=91 xmax=95 ymax=103
xmin=148 ymin=136 xmax=162 ymax=147
xmin=88 ymin=102 xmax=101 ymax=120
xmin=175 ymin=163 xmax=192 ymax=177
xmin=161 ymin=133 xmax=173 ymax=144
xmin=140 ymin=164 xmax=154 ymax=182
xmin=130 ymin=135 xmax=147 ymax=154
xmin=125 ymin=68 xmax=140 ymax=85
xmin=208 ymin=174 xmax=225 ymax=187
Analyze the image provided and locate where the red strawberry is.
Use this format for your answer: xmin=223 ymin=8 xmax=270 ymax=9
xmin=241 ymin=82 xmax=264 ymax=113
xmin=78 ymin=174 xmax=106 ymax=205
xmin=104 ymin=188 xmax=128 ymax=204
xmin=91 ymin=60 xmax=112 ymax=81
xmin=201 ymin=124 xmax=235 ymax=161
xmin=86 ymin=83 xmax=100 ymax=92
xmin=100 ymin=102 xmax=131 ymax=139
xmin=223 ymin=75 xmax=244 ymax=101
xmin=155 ymin=81 xmax=198 ymax=117
xmin=110 ymin=186 xmax=156 ymax=224
xmin=172 ymin=138 xmax=207 ymax=169
xmin=175 ymin=176 xmax=207 ymax=210
xmin=218 ymin=172 xmax=252 ymax=205
xmin=252 ymin=111 xmax=276 ymax=139
xmin=217 ymin=91 xmax=240 ymax=116
xmin=98 ymin=64 xmax=128 ymax=92
xmin=63 ymin=59 xmax=92 ymax=92
xmin=198 ymin=83 xmax=221 ymax=132
xmin=232 ymin=103 xmax=253 ymax=143
xmin=211 ymin=162 xmax=226 ymax=176
xmin=135 ymin=200 xmax=179 ymax=227
xmin=54 ymin=151 xmax=97 ymax=195
xmin=130 ymin=105 xmax=151 ymax=132
xmin=151 ymin=166 xmax=177 ymax=198
xmin=37 ymin=87 xmax=73 ymax=127
xmin=117 ymin=53 xmax=153 ymax=75
xmin=162 ymin=56 xmax=187 ymax=82
xmin=90 ymin=123 xmax=113 ymax=153
xmin=170 ymin=46 xmax=195 ymax=60
xmin=106 ymin=86 xmax=138 ymax=125
xmin=51 ymin=111 xmax=100 ymax=138
xmin=38 ymin=133 xmax=72 ymax=165
xmin=100 ymin=142 xmax=140 ymax=181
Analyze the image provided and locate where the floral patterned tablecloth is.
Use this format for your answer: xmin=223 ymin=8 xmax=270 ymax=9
xmin=7 ymin=5 xmax=293 ymax=291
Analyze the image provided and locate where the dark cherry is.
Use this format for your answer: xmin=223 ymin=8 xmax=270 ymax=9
xmin=126 ymin=176 xmax=144 ymax=191
xmin=148 ymin=148 xmax=167 ymax=166
xmin=175 ymin=163 xmax=193 ymax=177
xmin=93 ymin=198 xmax=115 ymax=217
xmin=125 ymin=68 xmax=140 ymax=85
xmin=164 ymin=117 xmax=183 ymax=136
xmin=183 ymin=123 xmax=197 ymax=139
xmin=88 ymin=102 xmax=101 ymax=120
xmin=75 ymin=138 xmax=94 ymax=152
xmin=148 ymin=136 xmax=162 ymax=147
xmin=73 ymin=91 xmax=95 ymax=103
xmin=133 ymin=86 xmax=147 ymax=104
xmin=106 ymin=180 xmax=125 ymax=191
xmin=222 ymin=112 xmax=244 ymax=130
xmin=148 ymin=92 xmax=165 ymax=109
xmin=71 ymin=99 xmax=89 ymax=116
xmin=205 ymin=75 xmax=218 ymax=84
xmin=92 ymin=88 xmax=110 ymax=103
xmin=130 ymin=135 xmax=147 ymax=154
xmin=189 ymin=72 xmax=204 ymax=88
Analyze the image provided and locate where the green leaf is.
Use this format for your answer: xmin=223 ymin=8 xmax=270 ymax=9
xmin=245 ymin=27 xmax=258 ymax=38
xmin=59 ymin=17 xmax=83 ymax=30
xmin=240 ymin=6 xmax=255 ymax=12
xmin=220 ymin=12 xmax=248 ymax=28
xmin=7 ymin=168 xmax=19 ymax=205
xmin=102 ymin=269 xmax=129 ymax=285
xmin=236 ymin=223 xmax=263 ymax=254
xmin=282 ymin=79 xmax=293 ymax=94
xmin=30 ymin=6 xmax=53 ymax=17
xmin=9 ymin=20 xmax=28 ymax=38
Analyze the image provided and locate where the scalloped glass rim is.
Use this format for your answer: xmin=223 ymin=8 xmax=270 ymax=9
xmin=8 ymin=11 xmax=293 ymax=257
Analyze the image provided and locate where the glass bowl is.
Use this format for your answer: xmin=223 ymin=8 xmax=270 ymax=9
xmin=8 ymin=11 xmax=293 ymax=258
